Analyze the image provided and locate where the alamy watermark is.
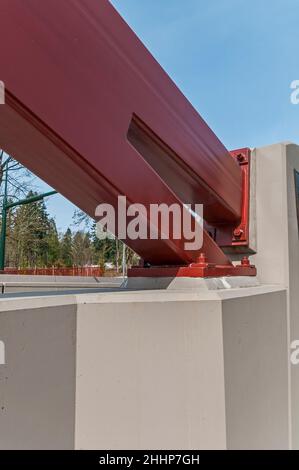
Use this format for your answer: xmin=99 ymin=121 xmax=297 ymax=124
xmin=290 ymin=80 xmax=299 ymax=104
xmin=0 ymin=80 xmax=4 ymax=104
xmin=95 ymin=196 xmax=203 ymax=251
xmin=0 ymin=337 xmax=298 ymax=367
xmin=0 ymin=340 xmax=5 ymax=365
xmin=291 ymin=340 xmax=299 ymax=365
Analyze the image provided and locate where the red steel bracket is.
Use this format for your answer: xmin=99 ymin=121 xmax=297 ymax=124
xmin=128 ymin=254 xmax=256 ymax=278
xmin=230 ymin=148 xmax=251 ymax=247
xmin=128 ymin=148 xmax=255 ymax=278
xmin=204 ymin=147 xmax=251 ymax=251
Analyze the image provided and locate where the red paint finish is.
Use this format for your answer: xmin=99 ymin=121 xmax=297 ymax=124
xmin=230 ymin=148 xmax=251 ymax=247
xmin=0 ymin=0 xmax=250 ymax=272
xmin=128 ymin=263 xmax=257 ymax=279
xmin=128 ymin=252 xmax=256 ymax=278
xmin=205 ymin=148 xmax=251 ymax=250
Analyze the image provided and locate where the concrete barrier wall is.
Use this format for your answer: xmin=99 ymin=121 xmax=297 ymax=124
xmin=0 ymin=303 xmax=77 ymax=449
xmin=252 ymin=143 xmax=299 ymax=448
xmin=0 ymin=285 xmax=289 ymax=449
xmin=222 ymin=290 xmax=289 ymax=449
xmin=0 ymin=275 xmax=123 ymax=294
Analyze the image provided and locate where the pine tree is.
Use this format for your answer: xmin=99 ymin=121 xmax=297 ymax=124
xmin=91 ymin=222 xmax=115 ymax=268
xmin=60 ymin=228 xmax=73 ymax=267
xmin=47 ymin=218 xmax=60 ymax=266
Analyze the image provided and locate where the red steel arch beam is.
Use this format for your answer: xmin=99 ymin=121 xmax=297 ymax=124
xmin=0 ymin=0 xmax=243 ymax=267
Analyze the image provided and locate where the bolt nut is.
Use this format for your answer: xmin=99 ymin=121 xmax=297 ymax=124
xmin=197 ymin=253 xmax=207 ymax=265
xmin=233 ymin=228 xmax=244 ymax=239
xmin=236 ymin=153 xmax=245 ymax=163
xmin=241 ymin=256 xmax=250 ymax=267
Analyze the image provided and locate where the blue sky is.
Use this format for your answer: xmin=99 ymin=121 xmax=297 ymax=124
xmin=35 ymin=0 xmax=299 ymax=232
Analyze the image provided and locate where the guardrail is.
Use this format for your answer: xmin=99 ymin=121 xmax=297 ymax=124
xmin=3 ymin=267 xmax=104 ymax=277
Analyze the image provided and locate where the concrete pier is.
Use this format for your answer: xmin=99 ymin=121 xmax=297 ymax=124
xmin=1 ymin=142 xmax=299 ymax=450
xmin=0 ymin=285 xmax=288 ymax=449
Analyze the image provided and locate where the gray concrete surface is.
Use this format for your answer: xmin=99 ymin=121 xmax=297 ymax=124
xmin=0 ymin=303 xmax=76 ymax=449
xmin=123 ymin=275 xmax=260 ymax=291
xmin=0 ymin=275 xmax=123 ymax=294
xmin=222 ymin=290 xmax=288 ymax=449
xmin=251 ymin=142 xmax=299 ymax=449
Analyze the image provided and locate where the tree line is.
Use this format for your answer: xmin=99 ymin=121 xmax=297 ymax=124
xmin=3 ymin=190 xmax=137 ymax=270
xmin=0 ymin=152 xmax=138 ymax=271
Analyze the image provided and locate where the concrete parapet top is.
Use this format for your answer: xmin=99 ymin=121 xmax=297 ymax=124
xmin=0 ymin=284 xmax=286 ymax=313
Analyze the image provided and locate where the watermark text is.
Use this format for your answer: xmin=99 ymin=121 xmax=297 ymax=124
xmin=290 ymin=80 xmax=299 ymax=104
xmin=95 ymin=196 xmax=203 ymax=251
xmin=0 ymin=80 xmax=5 ymax=104
xmin=291 ymin=339 xmax=299 ymax=365
xmin=0 ymin=340 xmax=5 ymax=365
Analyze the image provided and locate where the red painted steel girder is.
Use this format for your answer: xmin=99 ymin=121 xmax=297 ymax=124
xmin=0 ymin=0 xmax=243 ymax=266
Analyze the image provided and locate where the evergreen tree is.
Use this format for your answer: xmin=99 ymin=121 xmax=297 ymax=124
xmin=91 ymin=222 xmax=115 ymax=268
xmin=72 ymin=231 xmax=93 ymax=266
xmin=60 ymin=228 xmax=73 ymax=267
xmin=8 ymin=191 xmax=52 ymax=267
xmin=47 ymin=218 xmax=60 ymax=266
